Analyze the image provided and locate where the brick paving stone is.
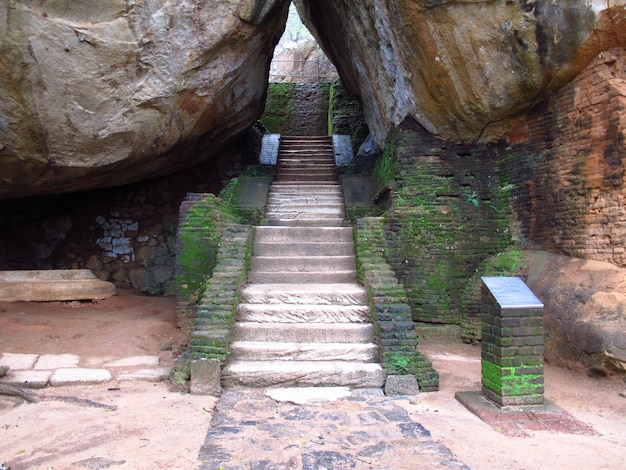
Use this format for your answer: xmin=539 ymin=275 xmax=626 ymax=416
xmin=199 ymin=388 xmax=469 ymax=469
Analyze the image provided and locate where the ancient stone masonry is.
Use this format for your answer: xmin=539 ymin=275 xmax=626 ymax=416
xmin=175 ymin=193 xmax=245 ymax=334
xmin=355 ymin=216 xmax=439 ymax=391
xmin=497 ymin=48 xmax=626 ymax=268
xmin=381 ymin=120 xmax=511 ymax=326
xmin=480 ymin=277 xmax=545 ymax=406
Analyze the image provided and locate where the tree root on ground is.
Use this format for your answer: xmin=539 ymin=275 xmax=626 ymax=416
xmin=0 ymin=384 xmax=116 ymax=409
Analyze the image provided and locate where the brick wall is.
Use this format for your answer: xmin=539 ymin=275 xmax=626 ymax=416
xmin=497 ymin=48 xmax=626 ymax=267
xmin=382 ymin=119 xmax=511 ymax=324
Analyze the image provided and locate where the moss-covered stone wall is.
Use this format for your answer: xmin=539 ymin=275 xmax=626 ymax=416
xmin=260 ymin=82 xmax=331 ymax=135
xmin=379 ymin=119 xmax=512 ymax=325
xmin=328 ymin=79 xmax=369 ymax=151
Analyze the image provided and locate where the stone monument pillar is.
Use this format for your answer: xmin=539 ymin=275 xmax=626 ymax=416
xmin=480 ymin=277 xmax=544 ymax=406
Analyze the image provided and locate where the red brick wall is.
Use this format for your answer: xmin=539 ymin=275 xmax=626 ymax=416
xmin=499 ymin=48 xmax=626 ymax=267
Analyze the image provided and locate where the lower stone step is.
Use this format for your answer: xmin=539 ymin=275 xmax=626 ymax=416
xmin=247 ymin=270 xmax=357 ymax=283
xmin=221 ymin=360 xmax=386 ymax=388
xmin=239 ymin=283 xmax=369 ymax=305
xmin=253 ymin=241 xmax=354 ymax=257
xmin=264 ymin=218 xmax=346 ymax=227
xmin=254 ymin=226 xmax=354 ymax=243
xmin=233 ymin=322 xmax=375 ymax=343
xmin=236 ymin=303 xmax=371 ymax=323
xmin=229 ymin=341 xmax=380 ymax=362
xmin=250 ymin=255 xmax=356 ymax=273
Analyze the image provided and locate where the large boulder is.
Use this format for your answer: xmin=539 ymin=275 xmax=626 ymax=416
xmin=295 ymin=0 xmax=626 ymax=144
xmin=0 ymin=0 xmax=290 ymax=199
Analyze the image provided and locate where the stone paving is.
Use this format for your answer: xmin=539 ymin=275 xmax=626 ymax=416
xmin=199 ymin=387 xmax=469 ymax=470
xmin=0 ymin=352 xmax=169 ymax=388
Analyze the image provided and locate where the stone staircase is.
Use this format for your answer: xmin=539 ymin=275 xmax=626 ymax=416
xmin=222 ymin=136 xmax=385 ymax=388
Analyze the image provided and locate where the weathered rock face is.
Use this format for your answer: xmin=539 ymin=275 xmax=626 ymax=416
xmin=0 ymin=0 xmax=290 ymax=199
xmin=295 ymin=0 xmax=626 ymax=144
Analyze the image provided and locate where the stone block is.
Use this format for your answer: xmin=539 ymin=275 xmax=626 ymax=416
xmin=190 ymin=358 xmax=222 ymax=397
xmin=0 ymin=353 xmax=39 ymax=370
xmin=34 ymin=353 xmax=80 ymax=370
xmin=50 ymin=368 xmax=112 ymax=386
xmin=384 ymin=375 xmax=420 ymax=396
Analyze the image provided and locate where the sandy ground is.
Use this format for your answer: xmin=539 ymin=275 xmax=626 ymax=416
xmin=1 ymin=290 xmax=625 ymax=469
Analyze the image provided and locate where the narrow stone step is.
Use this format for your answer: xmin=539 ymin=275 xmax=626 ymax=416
xmin=267 ymin=195 xmax=344 ymax=204
xmin=275 ymin=173 xmax=337 ymax=182
xmin=239 ymin=283 xmax=369 ymax=304
xmin=269 ymin=184 xmax=342 ymax=195
xmin=266 ymin=204 xmax=344 ymax=215
xmin=236 ymin=303 xmax=371 ymax=323
xmin=264 ymin=218 xmax=346 ymax=227
xmin=233 ymin=322 xmax=375 ymax=343
xmin=250 ymin=255 xmax=356 ymax=273
xmin=221 ymin=361 xmax=386 ymax=388
xmin=247 ymin=270 xmax=357 ymax=283
xmin=254 ymin=226 xmax=354 ymax=243
xmin=229 ymin=341 xmax=380 ymax=362
xmin=253 ymin=241 xmax=354 ymax=256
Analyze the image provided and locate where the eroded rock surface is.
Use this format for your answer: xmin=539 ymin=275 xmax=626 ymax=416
xmin=525 ymin=251 xmax=626 ymax=374
xmin=295 ymin=0 xmax=626 ymax=144
xmin=0 ymin=0 xmax=290 ymax=199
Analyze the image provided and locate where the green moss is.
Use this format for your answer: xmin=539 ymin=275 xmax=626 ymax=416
xmin=260 ymin=83 xmax=297 ymax=133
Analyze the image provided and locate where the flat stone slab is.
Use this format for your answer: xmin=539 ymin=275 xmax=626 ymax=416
xmin=34 ymin=353 xmax=80 ymax=370
xmin=0 ymin=370 xmax=52 ymax=388
xmin=105 ymin=355 xmax=160 ymax=368
xmin=198 ymin=388 xmax=467 ymax=469
xmin=455 ymin=391 xmax=596 ymax=438
xmin=0 ymin=269 xmax=116 ymax=302
xmin=265 ymin=387 xmax=352 ymax=405
xmin=115 ymin=368 xmax=170 ymax=382
xmin=50 ymin=368 xmax=112 ymax=386
xmin=0 ymin=352 xmax=39 ymax=370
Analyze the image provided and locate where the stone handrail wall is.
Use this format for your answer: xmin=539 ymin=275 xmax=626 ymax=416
xmin=354 ymin=216 xmax=439 ymax=391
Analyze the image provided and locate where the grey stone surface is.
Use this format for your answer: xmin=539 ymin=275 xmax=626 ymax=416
xmin=0 ymin=353 xmax=39 ymax=370
xmin=231 ymin=176 xmax=272 ymax=208
xmin=0 ymin=270 xmax=115 ymax=302
xmin=384 ymin=374 xmax=420 ymax=396
xmin=115 ymin=368 xmax=170 ymax=382
xmin=198 ymin=388 xmax=468 ymax=469
xmin=482 ymin=276 xmax=544 ymax=309
xmin=259 ymin=134 xmax=281 ymax=165
xmin=333 ymin=134 xmax=353 ymax=166
xmin=50 ymin=368 xmax=112 ymax=386
xmin=34 ymin=354 xmax=80 ymax=370
xmin=190 ymin=358 xmax=222 ymax=397
xmin=342 ymin=175 xmax=378 ymax=207
xmin=105 ymin=355 xmax=160 ymax=368
xmin=0 ymin=370 xmax=52 ymax=389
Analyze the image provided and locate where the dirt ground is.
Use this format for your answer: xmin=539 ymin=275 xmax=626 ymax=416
xmin=1 ymin=290 xmax=625 ymax=469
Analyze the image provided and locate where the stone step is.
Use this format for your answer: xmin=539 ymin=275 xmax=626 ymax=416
xmin=264 ymin=218 xmax=346 ymax=227
xmin=254 ymin=226 xmax=354 ymax=243
xmin=267 ymin=195 xmax=344 ymax=204
xmin=250 ymin=255 xmax=356 ymax=273
xmin=239 ymin=283 xmax=369 ymax=305
xmin=229 ymin=341 xmax=380 ymax=362
xmin=266 ymin=204 xmax=345 ymax=215
xmin=272 ymin=180 xmax=339 ymax=186
xmin=247 ymin=270 xmax=357 ymax=284
xmin=221 ymin=361 xmax=386 ymax=388
xmin=275 ymin=174 xmax=338 ymax=182
xmin=253 ymin=241 xmax=354 ymax=256
xmin=233 ymin=322 xmax=375 ymax=343
xmin=236 ymin=303 xmax=372 ymax=323
xmin=269 ymin=184 xmax=342 ymax=194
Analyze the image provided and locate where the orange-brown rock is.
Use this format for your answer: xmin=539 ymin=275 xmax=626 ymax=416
xmin=295 ymin=0 xmax=626 ymax=144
